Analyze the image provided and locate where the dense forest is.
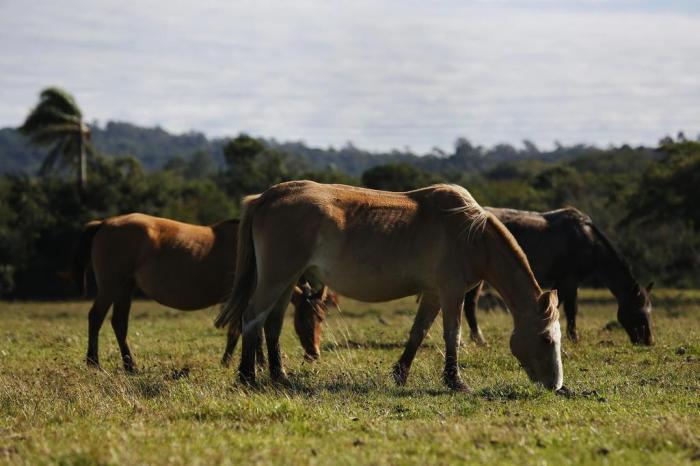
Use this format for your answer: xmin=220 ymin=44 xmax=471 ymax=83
xmin=1 ymin=91 xmax=698 ymax=297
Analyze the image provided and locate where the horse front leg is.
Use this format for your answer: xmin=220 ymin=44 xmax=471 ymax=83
xmin=463 ymin=281 xmax=487 ymax=346
xmin=393 ymin=292 xmax=440 ymax=386
xmin=440 ymin=288 xmax=470 ymax=392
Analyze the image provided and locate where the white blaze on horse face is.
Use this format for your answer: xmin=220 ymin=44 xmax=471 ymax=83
xmin=510 ymin=319 xmax=563 ymax=390
xmin=532 ymin=320 xmax=563 ymax=390
xmin=550 ymin=320 xmax=564 ymax=390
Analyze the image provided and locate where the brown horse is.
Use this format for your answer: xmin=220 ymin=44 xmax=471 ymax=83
xmin=73 ymin=213 xmax=328 ymax=372
xmin=216 ymin=181 xmax=562 ymax=391
xmin=463 ymin=207 xmax=654 ymax=346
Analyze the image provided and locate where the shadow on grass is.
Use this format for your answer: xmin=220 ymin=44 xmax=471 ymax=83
xmin=321 ymin=340 xmax=438 ymax=351
xmin=54 ymin=452 xmax=109 ymax=466
xmin=477 ymin=384 xmax=545 ymax=401
xmin=222 ymin=373 xmax=455 ymax=399
xmin=227 ymin=374 xmax=556 ymax=402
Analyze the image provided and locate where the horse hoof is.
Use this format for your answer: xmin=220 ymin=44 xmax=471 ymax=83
xmin=238 ymin=372 xmax=257 ymax=387
xmin=304 ymin=352 xmax=320 ymax=362
xmin=471 ymin=333 xmax=489 ymax=347
xmin=392 ymin=363 xmax=409 ymax=386
xmin=271 ymin=373 xmax=291 ymax=387
xmin=445 ymin=378 xmax=472 ymax=393
xmin=122 ymin=356 xmax=137 ymax=374
xmin=221 ymin=356 xmax=231 ymax=368
xmin=443 ymin=370 xmax=472 ymax=393
xmin=567 ymin=331 xmax=580 ymax=343
xmin=86 ymin=356 xmax=100 ymax=369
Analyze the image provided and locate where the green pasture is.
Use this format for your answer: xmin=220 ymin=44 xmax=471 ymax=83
xmin=0 ymin=289 xmax=698 ymax=465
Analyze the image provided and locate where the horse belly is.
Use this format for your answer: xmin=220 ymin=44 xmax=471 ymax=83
xmin=135 ymin=261 xmax=228 ymax=311
xmin=309 ymin=249 xmax=424 ymax=302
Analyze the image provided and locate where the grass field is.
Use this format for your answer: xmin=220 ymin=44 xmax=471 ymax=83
xmin=1 ymin=290 xmax=698 ymax=465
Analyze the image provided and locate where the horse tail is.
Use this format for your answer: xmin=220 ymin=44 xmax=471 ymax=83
xmin=73 ymin=220 xmax=103 ymax=296
xmin=215 ymin=194 xmax=263 ymax=330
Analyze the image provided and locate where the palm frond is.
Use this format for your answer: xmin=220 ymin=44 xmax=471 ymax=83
xmin=26 ymin=124 xmax=81 ymax=146
xmin=38 ymin=87 xmax=82 ymax=118
xmin=38 ymin=136 xmax=69 ymax=175
xmin=20 ymin=108 xmax=80 ymax=135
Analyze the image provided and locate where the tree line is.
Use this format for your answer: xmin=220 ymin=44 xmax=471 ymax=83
xmin=0 ymin=87 xmax=698 ymax=297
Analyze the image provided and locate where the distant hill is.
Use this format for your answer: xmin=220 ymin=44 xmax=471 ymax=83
xmin=0 ymin=120 xmax=662 ymax=177
xmin=0 ymin=127 xmax=47 ymax=174
xmin=91 ymin=122 xmax=220 ymax=170
xmin=0 ymin=122 xmax=222 ymax=174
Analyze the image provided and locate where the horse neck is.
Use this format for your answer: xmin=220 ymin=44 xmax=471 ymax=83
xmin=592 ymin=232 xmax=639 ymax=304
xmin=477 ymin=216 xmax=541 ymax=324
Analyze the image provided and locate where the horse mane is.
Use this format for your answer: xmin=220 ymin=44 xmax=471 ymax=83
xmin=586 ymin=220 xmax=638 ymax=287
xmin=483 ymin=213 xmax=560 ymax=331
xmin=437 ymin=184 xmax=489 ymax=240
xmin=484 ymin=213 xmax=539 ymax=287
xmin=539 ymin=291 xmax=560 ymax=335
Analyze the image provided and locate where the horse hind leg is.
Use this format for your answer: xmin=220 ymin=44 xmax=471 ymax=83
xmin=264 ymin=284 xmax=297 ymax=384
xmin=238 ymin=276 xmax=301 ymax=385
xmin=221 ymin=326 xmax=265 ymax=369
xmin=86 ymin=292 xmax=112 ymax=369
xmin=111 ymin=284 xmax=136 ymax=372
xmin=221 ymin=324 xmax=240 ymax=368
xmin=464 ymin=281 xmax=487 ymax=346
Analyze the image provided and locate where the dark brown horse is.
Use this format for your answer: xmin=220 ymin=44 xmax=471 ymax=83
xmin=464 ymin=207 xmax=654 ymax=346
xmin=73 ymin=213 xmax=330 ymax=372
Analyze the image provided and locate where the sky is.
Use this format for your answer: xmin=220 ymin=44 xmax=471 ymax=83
xmin=1 ymin=0 xmax=699 ymax=153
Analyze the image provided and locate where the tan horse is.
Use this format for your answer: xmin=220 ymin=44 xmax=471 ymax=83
xmin=73 ymin=213 xmax=327 ymax=372
xmin=216 ymin=181 xmax=563 ymax=391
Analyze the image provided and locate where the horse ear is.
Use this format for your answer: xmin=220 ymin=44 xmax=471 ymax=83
xmin=538 ymin=289 xmax=558 ymax=308
xmin=290 ymin=286 xmax=303 ymax=306
xmin=325 ymin=290 xmax=339 ymax=309
xmin=646 ymin=282 xmax=654 ymax=293
xmin=313 ymin=286 xmax=329 ymax=303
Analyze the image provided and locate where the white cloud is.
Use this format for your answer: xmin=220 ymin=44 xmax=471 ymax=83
xmin=0 ymin=0 xmax=698 ymax=152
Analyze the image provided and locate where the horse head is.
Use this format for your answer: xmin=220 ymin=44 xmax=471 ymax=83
xmin=618 ymin=282 xmax=654 ymax=345
xmin=292 ymin=283 xmax=335 ymax=360
xmin=510 ymin=290 xmax=563 ymax=390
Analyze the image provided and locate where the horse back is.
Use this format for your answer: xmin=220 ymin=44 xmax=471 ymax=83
xmin=253 ymin=182 xmax=481 ymax=300
xmin=487 ymin=207 xmax=597 ymax=285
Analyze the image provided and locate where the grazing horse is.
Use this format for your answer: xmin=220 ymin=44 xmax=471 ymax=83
xmin=73 ymin=213 xmax=328 ymax=372
xmin=216 ymin=181 xmax=563 ymax=391
xmin=463 ymin=207 xmax=654 ymax=346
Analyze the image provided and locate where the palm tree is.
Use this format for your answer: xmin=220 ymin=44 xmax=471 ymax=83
xmin=19 ymin=87 xmax=93 ymax=193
